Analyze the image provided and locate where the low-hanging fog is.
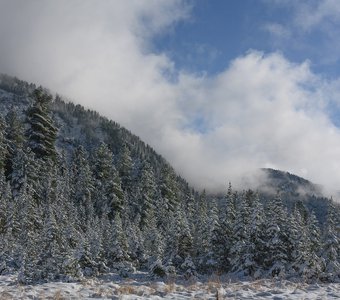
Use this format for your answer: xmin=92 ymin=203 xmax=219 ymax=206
xmin=1 ymin=0 xmax=340 ymax=197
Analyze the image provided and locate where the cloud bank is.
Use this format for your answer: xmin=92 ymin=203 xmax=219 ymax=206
xmin=1 ymin=0 xmax=340 ymax=195
xmin=263 ymin=0 xmax=340 ymax=67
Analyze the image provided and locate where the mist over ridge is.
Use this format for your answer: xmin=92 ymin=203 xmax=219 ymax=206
xmin=1 ymin=1 xmax=340 ymax=197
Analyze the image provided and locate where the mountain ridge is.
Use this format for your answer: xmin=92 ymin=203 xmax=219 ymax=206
xmin=0 ymin=73 xmax=338 ymax=283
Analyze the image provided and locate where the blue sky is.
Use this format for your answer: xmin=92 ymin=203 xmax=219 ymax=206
xmin=2 ymin=0 xmax=340 ymax=195
xmin=154 ymin=0 xmax=272 ymax=74
xmin=153 ymin=0 xmax=340 ymax=78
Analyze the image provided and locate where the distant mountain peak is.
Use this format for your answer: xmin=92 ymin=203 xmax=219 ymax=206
xmin=260 ymin=167 xmax=323 ymax=197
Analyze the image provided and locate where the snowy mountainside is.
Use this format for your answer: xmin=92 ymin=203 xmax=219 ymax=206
xmin=259 ymin=168 xmax=335 ymax=225
xmin=0 ymin=74 xmax=190 ymax=190
xmin=0 ymin=75 xmax=162 ymax=165
xmin=261 ymin=168 xmax=322 ymax=197
xmin=0 ymin=74 xmax=339 ymax=284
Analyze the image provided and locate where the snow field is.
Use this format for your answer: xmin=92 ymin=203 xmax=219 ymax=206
xmin=0 ymin=273 xmax=339 ymax=299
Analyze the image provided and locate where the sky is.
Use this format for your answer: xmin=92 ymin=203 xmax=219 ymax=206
xmin=2 ymin=0 xmax=340 ymax=195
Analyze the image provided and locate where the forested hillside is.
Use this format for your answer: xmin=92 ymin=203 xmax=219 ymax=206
xmin=0 ymin=74 xmax=339 ymax=284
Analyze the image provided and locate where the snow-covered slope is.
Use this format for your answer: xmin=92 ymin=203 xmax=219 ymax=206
xmin=0 ymin=74 xmax=339 ymax=288
xmin=0 ymin=273 xmax=339 ymax=299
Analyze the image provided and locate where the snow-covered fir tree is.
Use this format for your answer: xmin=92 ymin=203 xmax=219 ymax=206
xmin=0 ymin=76 xmax=339 ymax=284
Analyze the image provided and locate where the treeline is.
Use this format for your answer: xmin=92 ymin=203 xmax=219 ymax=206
xmin=0 ymin=81 xmax=339 ymax=284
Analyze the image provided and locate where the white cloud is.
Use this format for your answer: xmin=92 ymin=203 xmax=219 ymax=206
xmin=172 ymin=51 xmax=340 ymax=194
xmin=291 ymin=0 xmax=340 ymax=31
xmin=263 ymin=23 xmax=291 ymax=39
xmin=1 ymin=1 xmax=340 ymax=197
xmin=262 ymin=0 xmax=340 ymax=65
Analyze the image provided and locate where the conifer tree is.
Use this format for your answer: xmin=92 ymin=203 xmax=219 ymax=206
xmin=92 ymin=143 xmax=124 ymax=218
xmin=117 ymin=144 xmax=133 ymax=192
xmin=142 ymin=204 xmax=164 ymax=267
xmin=159 ymin=164 xmax=179 ymax=213
xmin=164 ymin=206 xmax=193 ymax=269
xmin=111 ymin=213 xmax=129 ymax=263
xmin=303 ymin=211 xmax=323 ymax=280
xmin=229 ymin=191 xmax=250 ymax=275
xmin=4 ymin=109 xmax=24 ymax=181
xmin=137 ymin=161 xmax=156 ymax=229
xmin=264 ymin=193 xmax=289 ymax=277
xmin=71 ymin=146 xmax=94 ymax=225
xmin=212 ymin=183 xmax=235 ymax=272
xmin=321 ymin=201 xmax=340 ymax=281
xmin=290 ymin=208 xmax=311 ymax=278
xmin=192 ymin=191 xmax=212 ymax=272
xmin=244 ymin=193 xmax=265 ymax=278
xmin=0 ymin=116 xmax=7 ymax=172
xmin=25 ymin=87 xmax=57 ymax=160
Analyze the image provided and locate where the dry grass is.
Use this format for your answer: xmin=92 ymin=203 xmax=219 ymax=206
xmin=0 ymin=291 xmax=14 ymax=300
xmin=162 ymin=282 xmax=175 ymax=294
xmin=117 ymin=284 xmax=156 ymax=297
xmin=248 ymin=279 xmax=271 ymax=291
xmin=79 ymin=277 xmax=99 ymax=287
xmin=117 ymin=284 xmax=139 ymax=295
xmin=52 ymin=290 xmax=66 ymax=300
xmin=186 ymin=283 xmax=200 ymax=292
xmin=206 ymin=274 xmax=222 ymax=294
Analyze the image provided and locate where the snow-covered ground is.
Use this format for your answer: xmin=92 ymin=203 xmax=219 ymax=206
xmin=0 ymin=273 xmax=339 ymax=299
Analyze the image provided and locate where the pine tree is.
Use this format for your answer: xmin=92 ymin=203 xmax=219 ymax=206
xmin=137 ymin=161 xmax=157 ymax=229
xmin=289 ymin=208 xmax=312 ymax=279
xmin=92 ymin=143 xmax=124 ymax=218
xmin=25 ymin=87 xmax=57 ymax=160
xmin=71 ymin=146 xmax=94 ymax=225
xmin=0 ymin=116 xmax=7 ymax=172
xmin=125 ymin=219 xmax=144 ymax=265
xmin=159 ymin=164 xmax=179 ymax=214
xmin=229 ymin=191 xmax=250 ymax=276
xmin=181 ymin=256 xmax=197 ymax=280
xmin=16 ymin=182 xmax=43 ymax=283
xmin=300 ymin=211 xmax=323 ymax=280
xmin=192 ymin=191 xmax=212 ymax=272
xmin=263 ymin=193 xmax=289 ymax=277
xmin=244 ymin=193 xmax=266 ymax=278
xmin=142 ymin=206 xmax=164 ymax=267
xmin=8 ymin=148 xmax=27 ymax=199
xmin=4 ymin=109 xmax=24 ymax=181
xmin=212 ymin=183 xmax=235 ymax=272
xmin=110 ymin=213 xmax=129 ymax=263
xmin=321 ymin=200 xmax=340 ymax=281
xmin=117 ymin=144 xmax=133 ymax=192
xmin=37 ymin=196 xmax=62 ymax=280
xmin=164 ymin=206 xmax=193 ymax=269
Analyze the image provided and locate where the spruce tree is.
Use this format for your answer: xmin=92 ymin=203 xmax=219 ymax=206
xmin=321 ymin=200 xmax=340 ymax=281
xmin=263 ymin=193 xmax=289 ymax=277
xmin=0 ymin=116 xmax=7 ymax=172
xmin=71 ymin=146 xmax=94 ymax=225
xmin=4 ymin=109 xmax=24 ymax=181
xmin=245 ymin=193 xmax=265 ymax=278
xmin=117 ymin=144 xmax=133 ymax=192
xmin=25 ymin=87 xmax=57 ymax=160
xmin=137 ymin=161 xmax=157 ymax=229
xmin=229 ymin=191 xmax=250 ymax=276
xmin=92 ymin=143 xmax=124 ymax=218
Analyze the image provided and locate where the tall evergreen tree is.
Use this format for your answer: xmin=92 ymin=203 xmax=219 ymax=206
xmin=92 ymin=143 xmax=124 ymax=218
xmin=263 ymin=193 xmax=289 ymax=277
xmin=321 ymin=201 xmax=340 ymax=281
xmin=132 ymin=161 xmax=156 ymax=229
xmin=71 ymin=146 xmax=94 ymax=225
xmin=117 ymin=144 xmax=133 ymax=192
xmin=0 ymin=116 xmax=7 ymax=172
xmin=212 ymin=183 xmax=235 ymax=273
xmin=25 ymin=87 xmax=57 ymax=160
xmin=4 ymin=109 xmax=24 ymax=181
